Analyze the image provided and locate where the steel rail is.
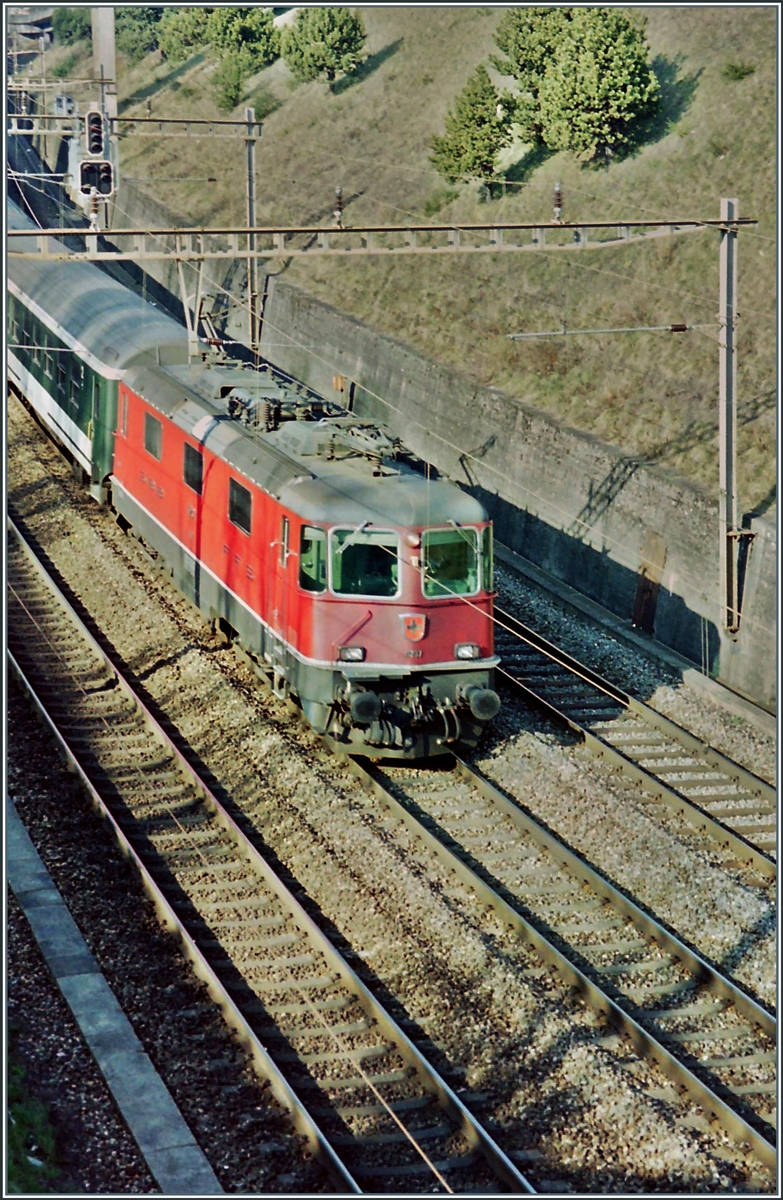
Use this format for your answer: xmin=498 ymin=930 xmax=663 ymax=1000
xmin=493 ymin=607 xmax=776 ymax=879
xmin=6 ymin=519 xmax=535 ymax=1196
xmin=337 ymin=751 xmax=776 ymax=1172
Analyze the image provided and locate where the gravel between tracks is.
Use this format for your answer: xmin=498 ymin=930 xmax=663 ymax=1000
xmin=6 ymin=395 xmax=775 ymax=1193
xmin=493 ymin=565 xmax=776 ymax=783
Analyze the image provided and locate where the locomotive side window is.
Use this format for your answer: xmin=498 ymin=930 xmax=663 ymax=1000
xmin=280 ymin=516 xmax=290 ymax=566
xmin=117 ymin=388 xmax=128 ymax=437
xmin=299 ymin=526 xmax=327 ymax=593
xmin=482 ymin=525 xmax=494 ymax=592
xmin=144 ymin=412 xmax=163 ymax=460
xmin=183 ymin=443 xmax=203 ymax=494
xmin=229 ymin=477 xmax=252 ymax=535
xmin=331 ymin=528 xmax=399 ymax=597
xmin=422 ymin=527 xmax=479 ymax=597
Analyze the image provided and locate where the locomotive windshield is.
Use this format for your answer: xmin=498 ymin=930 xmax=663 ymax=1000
xmin=422 ymin=527 xmax=479 ymax=597
xmin=331 ymin=528 xmax=400 ymax=596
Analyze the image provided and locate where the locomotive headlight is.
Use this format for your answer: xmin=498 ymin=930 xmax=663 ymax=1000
xmin=455 ymin=642 xmax=481 ymax=660
xmin=339 ymin=645 xmax=366 ymax=662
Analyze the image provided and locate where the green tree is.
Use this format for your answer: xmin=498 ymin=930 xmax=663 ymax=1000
xmin=537 ymin=8 xmax=660 ymax=160
xmin=52 ymin=8 xmax=92 ymax=46
xmin=115 ymin=7 xmax=163 ymax=65
xmin=205 ymin=6 xmax=280 ymax=72
xmin=158 ymin=7 xmax=213 ymax=63
xmin=281 ymin=7 xmax=366 ymax=83
xmin=212 ymin=51 xmax=253 ymax=112
xmin=430 ymin=64 xmax=513 ymax=184
xmin=492 ymin=5 xmax=573 ymax=139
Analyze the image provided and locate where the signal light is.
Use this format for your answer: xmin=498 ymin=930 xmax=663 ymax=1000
xmin=85 ymin=109 xmax=105 ymax=156
xmin=79 ymin=160 xmax=114 ymax=196
xmin=98 ymin=161 xmax=114 ymax=195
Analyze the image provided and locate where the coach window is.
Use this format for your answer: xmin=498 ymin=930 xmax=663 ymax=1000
xmin=331 ymin=527 xmax=399 ymax=597
xmin=57 ymin=359 xmax=68 ymax=395
xmin=43 ymin=338 xmax=53 ymax=377
xmin=299 ymin=526 xmax=327 ymax=592
xmin=144 ymin=412 xmax=163 ymax=460
xmin=229 ymin=477 xmax=252 ymax=535
xmin=183 ymin=443 xmax=203 ymax=495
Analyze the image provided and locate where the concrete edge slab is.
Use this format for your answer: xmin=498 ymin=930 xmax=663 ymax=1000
xmin=6 ymin=795 xmax=223 ymax=1195
xmin=495 ymin=541 xmax=777 ymax=736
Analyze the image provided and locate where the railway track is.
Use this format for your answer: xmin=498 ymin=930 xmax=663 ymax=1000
xmin=7 ymin=519 xmax=536 ymax=1195
xmin=341 ymin=754 xmax=777 ymax=1173
xmin=493 ymin=609 xmax=776 ymax=879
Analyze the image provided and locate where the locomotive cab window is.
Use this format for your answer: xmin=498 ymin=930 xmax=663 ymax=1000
xmin=299 ymin=526 xmax=327 ymax=593
xmin=331 ymin=527 xmax=399 ymax=597
xmin=229 ymin=477 xmax=252 ymax=535
xmin=144 ymin=412 xmax=162 ymax=460
xmin=183 ymin=443 xmax=203 ymax=495
xmin=482 ymin=524 xmax=494 ymax=592
xmin=422 ymin=527 xmax=479 ymax=597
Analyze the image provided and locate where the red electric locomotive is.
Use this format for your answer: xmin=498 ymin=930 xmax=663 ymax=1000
xmin=112 ymin=358 xmax=500 ymax=757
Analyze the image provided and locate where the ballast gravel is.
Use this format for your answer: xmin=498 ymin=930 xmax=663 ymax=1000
xmin=6 ymin=396 xmax=776 ymax=1192
xmin=7 ymin=889 xmax=158 ymax=1194
xmin=6 ymin=691 xmax=327 ymax=1196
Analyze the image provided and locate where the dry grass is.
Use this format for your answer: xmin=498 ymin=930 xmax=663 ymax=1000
xmin=44 ymin=7 xmax=776 ymax=513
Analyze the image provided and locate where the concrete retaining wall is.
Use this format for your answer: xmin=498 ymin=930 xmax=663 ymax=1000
xmin=259 ymin=276 xmax=776 ymax=711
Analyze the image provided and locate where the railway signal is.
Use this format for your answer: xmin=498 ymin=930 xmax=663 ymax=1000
xmin=78 ymin=160 xmax=114 ymax=196
xmin=85 ymin=109 xmax=105 ymax=156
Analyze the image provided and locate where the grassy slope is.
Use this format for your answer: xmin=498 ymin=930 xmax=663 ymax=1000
xmin=58 ymin=7 xmax=778 ymax=511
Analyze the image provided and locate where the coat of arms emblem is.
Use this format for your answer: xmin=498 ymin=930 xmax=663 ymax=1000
xmin=401 ymin=613 xmax=427 ymax=642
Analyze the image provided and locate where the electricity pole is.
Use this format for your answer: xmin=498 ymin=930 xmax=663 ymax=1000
xmin=245 ymin=107 xmax=258 ymax=352
xmin=718 ymin=197 xmax=746 ymax=635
